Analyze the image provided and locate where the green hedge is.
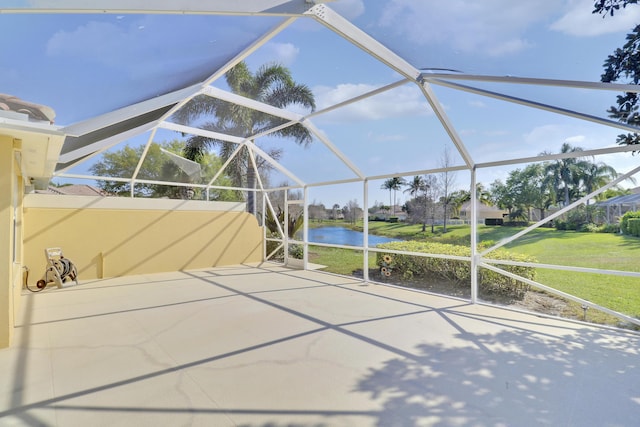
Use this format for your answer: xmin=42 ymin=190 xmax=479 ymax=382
xmin=376 ymin=241 xmax=537 ymax=299
xmin=628 ymin=218 xmax=640 ymax=237
xmin=620 ymin=211 xmax=640 ymax=235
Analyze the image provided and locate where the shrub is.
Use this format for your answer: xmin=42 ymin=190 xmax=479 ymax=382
xmin=561 ymin=221 xmax=619 ymax=233
xmin=620 ymin=211 xmax=640 ymax=235
xmin=376 ymin=241 xmax=536 ymax=299
xmin=629 ymin=218 xmax=640 ymax=237
xmin=266 ymin=231 xmax=284 ymax=260
xmin=554 ymin=220 xmax=567 ymax=231
xmin=556 ymin=208 xmax=589 ymax=231
xmin=503 ymin=221 xmax=528 ymax=227
xmin=289 ymin=244 xmax=303 ymax=259
xmin=579 ymin=223 xmax=601 ymax=233
xmin=599 ymin=223 xmax=620 ymax=234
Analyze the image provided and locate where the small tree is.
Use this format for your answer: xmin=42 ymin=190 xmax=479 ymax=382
xmin=90 ymin=140 xmax=236 ymax=200
xmin=308 ymin=201 xmax=327 ymax=222
xmin=331 ymin=203 xmax=341 ymax=220
xmin=439 ymin=147 xmax=457 ymax=232
xmin=342 ymin=199 xmax=362 ymax=224
xmin=424 ymin=175 xmax=440 ymax=233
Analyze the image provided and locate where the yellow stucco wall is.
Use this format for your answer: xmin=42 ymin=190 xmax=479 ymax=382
xmin=23 ymin=195 xmax=263 ymax=280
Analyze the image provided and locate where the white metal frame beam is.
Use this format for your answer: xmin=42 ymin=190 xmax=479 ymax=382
xmin=159 ymin=122 xmax=245 ymax=145
xmin=56 ymin=120 xmax=159 ymax=172
xmin=61 ymin=84 xmax=202 ymax=137
xmin=302 ymin=119 xmax=365 ymax=179
xmin=306 ymin=79 xmax=411 ymax=120
xmin=422 ymin=73 xmax=640 ymax=94
xmin=0 ymin=1 xmax=327 ymax=16
xmin=306 ymin=4 xmax=420 ymax=81
xmin=418 ymin=81 xmax=475 ymax=169
xmin=476 ymin=143 xmax=640 ymax=170
xmin=428 ymin=79 xmax=640 ymax=135
xmin=202 ymin=86 xmax=304 ymax=123
xmin=200 ymin=17 xmax=299 ymax=88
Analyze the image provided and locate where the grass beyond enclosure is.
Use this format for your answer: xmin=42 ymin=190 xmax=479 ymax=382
xmin=308 ymin=221 xmax=640 ymax=326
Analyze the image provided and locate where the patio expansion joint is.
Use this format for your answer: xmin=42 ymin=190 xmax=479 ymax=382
xmin=181 ymin=271 xmax=454 ymax=363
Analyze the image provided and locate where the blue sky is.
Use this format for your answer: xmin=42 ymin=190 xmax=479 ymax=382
xmin=3 ymin=0 xmax=640 ymax=208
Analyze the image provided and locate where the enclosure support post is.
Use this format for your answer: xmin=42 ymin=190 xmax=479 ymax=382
xmin=303 ymin=186 xmax=309 ymax=270
xmin=363 ymin=179 xmax=369 ymax=282
xmin=284 ymin=190 xmax=289 ymax=266
xmin=470 ymin=167 xmax=478 ymax=303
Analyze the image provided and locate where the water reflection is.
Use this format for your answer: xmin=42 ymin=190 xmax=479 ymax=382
xmin=302 ymin=226 xmax=399 ymax=247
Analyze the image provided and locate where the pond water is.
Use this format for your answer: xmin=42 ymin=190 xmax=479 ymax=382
xmin=302 ymin=226 xmax=400 ymax=247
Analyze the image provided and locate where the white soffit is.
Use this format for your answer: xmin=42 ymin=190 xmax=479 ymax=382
xmin=0 ymin=118 xmax=65 ymax=179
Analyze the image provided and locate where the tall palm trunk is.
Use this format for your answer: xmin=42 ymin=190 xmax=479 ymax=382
xmin=246 ymin=165 xmax=256 ymax=215
xmin=422 ymin=195 xmax=428 ymax=232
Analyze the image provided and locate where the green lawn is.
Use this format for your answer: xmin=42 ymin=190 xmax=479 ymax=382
xmin=308 ymin=246 xmax=374 ymax=276
xmin=308 ymin=221 xmax=640 ymax=325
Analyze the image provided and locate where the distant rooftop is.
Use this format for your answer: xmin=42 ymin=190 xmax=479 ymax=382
xmin=36 ymin=184 xmax=109 ymax=197
xmin=0 ymin=94 xmax=55 ymax=123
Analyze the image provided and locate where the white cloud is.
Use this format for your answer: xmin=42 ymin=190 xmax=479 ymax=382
xmin=565 ymin=134 xmax=586 ymax=144
xmin=45 ymin=19 xmax=180 ymax=79
xmin=331 ymin=0 xmax=365 ymax=20
xmin=313 ymin=82 xmax=430 ymax=122
xmin=367 ymin=131 xmax=407 ymax=142
xmin=551 ymin=0 xmax=640 ymax=36
xmin=262 ymin=42 xmax=300 ymax=66
xmin=46 ymin=20 xmax=129 ymax=65
xmin=459 ymin=129 xmax=477 ymax=136
xmin=45 ymin=16 xmax=261 ymax=79
xmin=469 ymin=100 xmax=487 ymax=108
xmin=521 ymin=125 xmax=595 ymax=154
xmin=378 ymin=0 xmax=556 ymax=57
xmin=487 ymin=39 xmax=532 ymax=57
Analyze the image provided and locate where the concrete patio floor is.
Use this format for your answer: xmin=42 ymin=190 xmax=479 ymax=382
xmin=1 ymin=263 xmax=639 ymax=426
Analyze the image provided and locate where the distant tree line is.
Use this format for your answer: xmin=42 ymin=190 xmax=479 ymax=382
xmin=489 ymin=143 xmax=629 ymax=222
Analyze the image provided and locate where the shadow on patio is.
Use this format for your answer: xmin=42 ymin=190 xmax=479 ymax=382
xmin=1 ymin=263 xmax=638 ymax=426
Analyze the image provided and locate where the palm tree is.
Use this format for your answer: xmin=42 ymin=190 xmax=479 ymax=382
xmin=381 ymin=177 xmax=406 ymax=216
xmin=404 ymin=175 xmax=430 ymax=231
xmin=404 ymin=176 xmax=426 ymax=199
xmin=476 ymin=183 xmax=492 ymax=205
xmin=174 ymin=61 xmax=316 ymax=214
xmin=581 ymin=161 xmax=619 ymax=197
xmin=448 ymin=189 xmax=470 ymax=218
xmin=544 ymin=143 xmax=590 ymax=206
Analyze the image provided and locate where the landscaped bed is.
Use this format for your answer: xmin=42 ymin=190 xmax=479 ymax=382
xmin=307 ymin=222 xmax=640 ymax=329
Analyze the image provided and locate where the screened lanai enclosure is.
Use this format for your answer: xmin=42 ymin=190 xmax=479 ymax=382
xmin=4 ymin=2 xmax=640 ymax=426
xmin=3 ymin=3 xmax=640 ymax=327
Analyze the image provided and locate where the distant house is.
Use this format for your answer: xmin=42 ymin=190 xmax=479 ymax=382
xmin=459 ymin=200 xmax=506 ymax=222
xmin=370 ymin=205 xmax=407 ymax=221
xmin=36 ymin=184 xmax=110 ymax=197
xmin=596 ymin=187 xmax=640 ymax=223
